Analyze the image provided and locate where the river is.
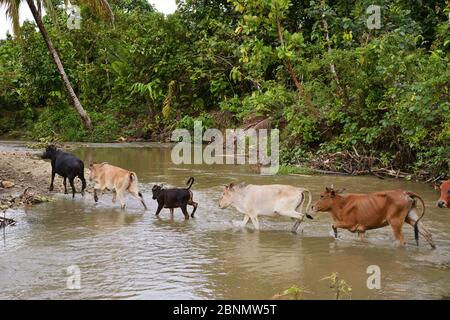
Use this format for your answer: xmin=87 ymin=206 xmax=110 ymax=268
xmin=1 ymin=142 xmax=449 ymax=299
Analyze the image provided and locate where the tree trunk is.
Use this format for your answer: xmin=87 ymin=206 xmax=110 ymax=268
xmin=26 ymin=0 xmax=93 ymax=131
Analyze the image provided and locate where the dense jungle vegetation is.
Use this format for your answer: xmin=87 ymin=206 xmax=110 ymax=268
xmin=0 ymin=0 xmax=449 ymax=178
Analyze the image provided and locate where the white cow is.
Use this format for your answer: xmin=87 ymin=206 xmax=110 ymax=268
xmin=218 ymin=183 xmax=313 ymax=232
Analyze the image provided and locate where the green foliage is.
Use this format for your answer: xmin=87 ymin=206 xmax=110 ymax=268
xmin=176 ymin=113 xmax=216 ymax=132
xmin=0 ymin=0 xmax=448 ymax=177
xmin=273 ymin=285 xmax=311 ymax=300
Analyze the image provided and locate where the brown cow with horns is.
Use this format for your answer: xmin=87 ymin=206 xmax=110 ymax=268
xmin=312 ymin=186 xmax=436 ymax=249
xmin=436 ymin=180 xmax=450 ymax=209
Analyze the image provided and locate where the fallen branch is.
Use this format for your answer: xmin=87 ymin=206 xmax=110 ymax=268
xmin=0 ymin=212 xmax=16 ymax=228
xmin=309 ymin=151 xmax=424 ymax=180
xmin=20 ymin=187 xmax=52 ymax=205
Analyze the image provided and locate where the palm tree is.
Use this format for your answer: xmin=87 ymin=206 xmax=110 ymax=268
xmin=1 ymin=0 xmax=114 ymax=131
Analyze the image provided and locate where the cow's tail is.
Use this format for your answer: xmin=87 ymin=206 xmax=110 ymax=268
xmin=128 ymin=172 xmax=140 ymax=195
xmin=406 ymin=191 xmax=425 ymax=246
xmin=186 ymin=177 xmax=194 ymax=190
xmin=303 ymin=189 xmax=313 ymax=219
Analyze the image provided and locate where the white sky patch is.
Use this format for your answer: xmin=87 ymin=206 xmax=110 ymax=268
xmin=0 ymin=0 xmax=177 ymax=39
xmin=150 ymin=0 xmax=177 ymax=15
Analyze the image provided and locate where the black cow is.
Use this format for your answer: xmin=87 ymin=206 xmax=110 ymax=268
xmin=152 ymin=177 xmax=198 ymax=219
xmin=41 ymin=145 xmax=86 ymax=198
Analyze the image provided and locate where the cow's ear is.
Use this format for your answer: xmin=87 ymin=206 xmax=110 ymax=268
xmin=330 ymin=190 xmax=336 ymax=198
xmin=229 ymin=183 xmax=235 ymax=189
xmin=336 ymin=188 xmax=346 ymax=194
xmin=325 ymin=186 xmax=331 ymax=193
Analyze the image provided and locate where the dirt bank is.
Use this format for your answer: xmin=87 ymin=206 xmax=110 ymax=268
xmin=0 ymin=150 xmax=89 ymax=209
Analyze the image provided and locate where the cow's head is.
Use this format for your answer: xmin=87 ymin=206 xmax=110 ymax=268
xmin=41 ymin=144 xmax=58 ymax=160
xmin=219 ymin=183 xmax=240 ymax=209
xmin=436 ymin=180 xmax=450 ymax=208
xmin=152 ymin=184 xmax=164 ymax=200
xmin=88 ymin=162 xmax=107 ymax=181
xmin=312 ymin=186 xmax=345 ymax=212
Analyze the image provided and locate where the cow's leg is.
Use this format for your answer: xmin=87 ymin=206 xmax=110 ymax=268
xmin=389 ymin=219 xmax=405 ymax=247
xmin=331 ymin=221 xmax=357 ymax=239
xmin=240 ymin=215 xmax=250 ymax=227
xmin=155 ymin=203 xmax=164 ymax=216
xmin=188 ymin=199 xmax=198 ymax=218
xmin=169 ymin=208 xmax=174 ymax=220
xmin=79 ymin=174 xmax=86 ymax=197
xmin=358 ymin=232 xmax=366 ymax=241
xmin=93 ymin=187 xmax=104 ymax=203
xmin=356 ymin=225 xmax=367 ymax=241
xmin=117 ymin=190 xmax=126 ymax=209
xmin=291 ymin=217 xmax=304 ymax=234
xmin=129 ymin=191 xmax=148 ymax=210
xmin=112 ymin=190 xmax=117 ymax=203
xmin=332 ymin=225 xmax=338 ymax=238
xmin=405 ymin=214 xmax=436 ymax=249
xmin=68 ymin=175 xmax=76 ymax=198
xmin=181 ymin=204 xmax=190 ymax=220
xmin=249 ymin=216 xmax=260 ymax=230
xmin=49 ymin=168 xmax=56 ymax=191
xmin=63 ymin=177 xmax=68 ymax=194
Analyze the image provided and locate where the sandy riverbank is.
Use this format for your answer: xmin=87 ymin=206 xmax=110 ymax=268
xmin=0 ymin=149 xmax=89 ymax=209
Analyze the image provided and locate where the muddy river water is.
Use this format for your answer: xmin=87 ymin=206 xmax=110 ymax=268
xmin=1 ymin=142 xmax=449 ymax=299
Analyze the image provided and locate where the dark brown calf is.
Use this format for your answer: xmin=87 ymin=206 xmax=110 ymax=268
xmin=312 ymin=187 xmax=435 ymax=249
xmin=152 ymin=177 xmax=198 ymax=219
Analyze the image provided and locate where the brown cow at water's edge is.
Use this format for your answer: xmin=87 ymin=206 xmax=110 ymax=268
xmin=436 ymin=180 xmax=450 ymax=208
xmin=312 ymin=186 xmax=436 ymax=249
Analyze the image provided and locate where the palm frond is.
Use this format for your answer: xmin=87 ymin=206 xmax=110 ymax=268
xmin=0 ymin=0 xmax=21 ymax=36
xmin=80 ymin=0 xmax=114 ymax=25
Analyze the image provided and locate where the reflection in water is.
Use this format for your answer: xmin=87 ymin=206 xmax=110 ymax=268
xmin=0 ymin=143 xmax=449 ymax=299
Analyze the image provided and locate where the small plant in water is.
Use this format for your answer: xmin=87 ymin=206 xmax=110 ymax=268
xmin=272 ymin=285 xmax=311 ymax=300
xmin=321 ymin=272 xmax=352 ymax=300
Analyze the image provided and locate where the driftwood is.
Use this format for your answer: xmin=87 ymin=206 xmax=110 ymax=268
xmin=311 ymin=150 xmax=379 ymax=175
xmin=0 ymin=212 xmax=16 ymax=228
xmin=310 ymin=150 xmax=435 ymax=180
xmin=20 ymin=187 xmax=52 ymax=206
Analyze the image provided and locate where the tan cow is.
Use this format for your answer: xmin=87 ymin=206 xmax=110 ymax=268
xmin=312 ymin=186 xmax=435 ymax=248
xmin=89 ymin=162 xmax=147 ymax=210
